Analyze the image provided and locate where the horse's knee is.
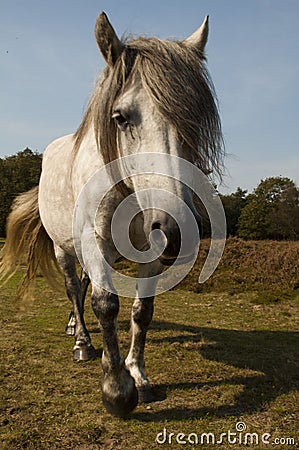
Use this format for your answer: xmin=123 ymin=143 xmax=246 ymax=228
xmin=91 ymin=289 xmax=119 ymax=327
xmin=132 ymin=297 xmax=154 ymax=328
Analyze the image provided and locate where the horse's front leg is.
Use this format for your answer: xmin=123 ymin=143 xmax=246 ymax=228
xmin=125 ymin=260 xmax=164 ymax=403
xmin=91 ymin=286 xmax=138 ymax=417
xmin=83 ymin=236 xmax=138 ymax=417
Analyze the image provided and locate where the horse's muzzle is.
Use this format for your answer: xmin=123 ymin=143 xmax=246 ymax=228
xmin=145 ymin=209 xmax=201 ymax=263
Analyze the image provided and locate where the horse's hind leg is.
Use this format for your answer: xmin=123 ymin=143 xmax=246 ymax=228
xmin=55 ymin=246 xmax=95 ymax=361
xmin=65 ymin=270 xmax=90 ymax=336
xmin=125 ymin=260 xmax=163 ymax=403
xmin=65 ymin=311 xmax=76 ymax=336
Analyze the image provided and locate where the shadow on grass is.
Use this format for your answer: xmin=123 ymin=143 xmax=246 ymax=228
xmin=130 ymin=320 xmax=299 ymax=422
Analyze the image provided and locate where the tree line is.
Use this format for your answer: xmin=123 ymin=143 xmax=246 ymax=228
xmin=0 ymin=148 xmax=298 ymax=240
xmin=220 ymin=177 xmax=299 ymax=240
xmin=0 ymin=148 xmax=42 ymax=236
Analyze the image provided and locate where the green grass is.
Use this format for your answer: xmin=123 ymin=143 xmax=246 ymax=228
xmin=1 ymin=264 xmax=298 ymax=449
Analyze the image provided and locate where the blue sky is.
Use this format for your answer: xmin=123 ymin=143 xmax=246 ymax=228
xmin=1 ymin=0 xmax=298 ymax=193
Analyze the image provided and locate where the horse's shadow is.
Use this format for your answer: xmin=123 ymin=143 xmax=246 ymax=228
xmin=112 ymin=319 xmax=298 ymax=422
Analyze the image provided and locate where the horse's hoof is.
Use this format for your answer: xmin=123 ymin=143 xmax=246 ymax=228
xmin=102 ymin=370 xmax=139 ymax=418
xmin=137 ymin=385 xmax=154 ymax=403
xmin=73 ymin=343 xmax=96 ymax=361
xmin=102 ymin=384 xmax=138 ymax=418
xmin=65 ymin=325 xmax=75 ymax=336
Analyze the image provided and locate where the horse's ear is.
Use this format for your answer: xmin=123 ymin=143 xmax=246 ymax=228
xmin=94 ymin=12 xmax=124 ymax=67
xmin=184 ymin=16 xmax=209 ymax=54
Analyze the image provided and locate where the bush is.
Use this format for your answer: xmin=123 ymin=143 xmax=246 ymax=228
xmin=178 ymin=238 xmax=299 ymax=301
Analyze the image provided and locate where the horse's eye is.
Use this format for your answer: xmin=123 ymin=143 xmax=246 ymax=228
xmin=112 ymin=111 xmax=129 ymax=131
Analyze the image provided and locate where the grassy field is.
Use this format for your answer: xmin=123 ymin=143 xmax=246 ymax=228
xmin=0 ymin=239 xmax=298 ymax=449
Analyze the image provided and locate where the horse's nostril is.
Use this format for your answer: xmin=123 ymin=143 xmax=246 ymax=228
xmin=151 ymin=222 xmax=161 ymax=231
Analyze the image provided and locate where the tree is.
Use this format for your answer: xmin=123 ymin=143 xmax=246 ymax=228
xmin=238 ymin=177 xmax=299 ymax=240
xmin=220 ymin=187 xmax=247 ymax=236
xmin=0 ymin=148 xmax=42 ymax=236
xmin=267 ymin=181 xmax=299 ymax=239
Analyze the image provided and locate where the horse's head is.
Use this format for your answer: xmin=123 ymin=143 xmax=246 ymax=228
xmin=90 ymin=13 xmax=224 ymax=264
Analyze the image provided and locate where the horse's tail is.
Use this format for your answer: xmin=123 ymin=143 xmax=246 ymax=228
xmin=0 ymin=186 xmax=61 ymax=298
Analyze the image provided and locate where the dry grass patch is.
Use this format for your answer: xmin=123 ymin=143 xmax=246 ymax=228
xmin=1 ymin=266 xmax=298 ymax=449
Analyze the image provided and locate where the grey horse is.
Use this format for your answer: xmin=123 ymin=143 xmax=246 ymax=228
xmin=1 ymin=12 xmax=224 ymax=417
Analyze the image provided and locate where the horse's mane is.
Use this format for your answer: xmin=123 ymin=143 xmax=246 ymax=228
xmin=74 ymin=35 xmax=224 ymax=180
